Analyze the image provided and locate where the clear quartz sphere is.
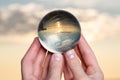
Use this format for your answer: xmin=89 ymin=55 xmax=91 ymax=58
xmin=38 ymin=10 xmax=81 ymax=54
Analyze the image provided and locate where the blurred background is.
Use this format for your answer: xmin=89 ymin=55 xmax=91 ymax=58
xmin=0 ymin=0 xmax=120 ymax=80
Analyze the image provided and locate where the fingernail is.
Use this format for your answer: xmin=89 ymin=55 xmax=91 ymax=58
xmin=66 ymin=49 xmax=75 ymax=59
xmin=53 ymin=54 xmax=62 ymax=61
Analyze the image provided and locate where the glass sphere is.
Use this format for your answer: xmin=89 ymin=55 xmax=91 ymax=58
xmin=38 ymin=10 xmax=81 ymax=54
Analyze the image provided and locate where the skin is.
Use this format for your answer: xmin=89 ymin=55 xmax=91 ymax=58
xmin=21 ymin=35 xmax=104 ymax=80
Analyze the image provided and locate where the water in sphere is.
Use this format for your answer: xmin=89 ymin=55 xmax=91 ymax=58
xmin=38 ymin=10 xmax=81 ymax=54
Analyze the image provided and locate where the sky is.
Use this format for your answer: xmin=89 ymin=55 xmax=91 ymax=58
xmin=0 ymin=0 xmax=120 ymax=80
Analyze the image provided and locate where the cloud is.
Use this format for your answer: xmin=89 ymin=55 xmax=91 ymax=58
xmin=37 ymin=0 xmax=120 ymax=14
xmin=0 ymin=3 xmax=45 ymax=34
xmin=37 ymin=0 xmax=98 ymax=8
xmin=1 ymin=0 xmax=120 ymax=14
xmin=63 ymin=8 xmax=120 ymax=41
xmin=0 ymin=3 xmax=120 ymax=41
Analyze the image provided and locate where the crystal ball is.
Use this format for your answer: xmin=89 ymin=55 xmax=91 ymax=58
xmin=38 ymin=10 xmax=81 ymax=54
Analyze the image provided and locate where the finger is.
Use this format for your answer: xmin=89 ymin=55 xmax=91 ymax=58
xmin=21 ymin=37 xmax=41 ymax=79
xmin=34 ymin=47 xmax=46 ymax=78
xmin=64 ymin=49 xmax=88 ymax=80
xmin=42 ymin=52 xmax=52 ymax=80
xmin=78 ymin=35 xmax=100 ymax=72
xmin=74 ymin=45 xmax=87 ymax=70
xmin=22 ymin=37 xmax=41 ymax=62
xmin=47 ymin=54 xmax=64 ymax=80
xmin=63 ymin=60 xmax=73 ymax=80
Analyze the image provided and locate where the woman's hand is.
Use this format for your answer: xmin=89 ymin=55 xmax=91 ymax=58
xmin=63 ymin=35 xmax=104 ymax=80
xmin=21 ymin=38 xmax=64 ymax=80
xmin=21 ymin=35 xmax=104 ymax=80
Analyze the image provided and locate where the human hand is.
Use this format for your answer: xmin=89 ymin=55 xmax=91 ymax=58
xmin=63 ymin=35 xmax=104 ymax=80
xmin=21 ymin=35 xmax=104 ymax=80
xmin=21 ymin=38 xmax=64 ymax=80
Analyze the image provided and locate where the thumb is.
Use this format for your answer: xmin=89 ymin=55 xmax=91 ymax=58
xmin=47 ymin=53 xmax=64 ymax=80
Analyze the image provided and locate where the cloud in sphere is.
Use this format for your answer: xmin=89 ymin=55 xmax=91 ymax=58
xmin=0 ymin=3 xmax=120 ymax=41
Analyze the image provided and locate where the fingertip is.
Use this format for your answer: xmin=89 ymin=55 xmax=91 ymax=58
xmin=28 ymin=37 xmax=40 ymax=49
xmin=51 ymin=54 xmax=63 ymax=62
xmin=50 ymin=53 xmax=63 ymax=70
xmin=34 ymin=37 xmax=41 ymax=45
xmin=64 ymin=49 xmax=75 ymax=59
xmin=49 ymin=54 xmax=64 ymax=69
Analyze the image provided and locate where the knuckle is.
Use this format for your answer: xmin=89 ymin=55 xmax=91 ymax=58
xmin=99 ymin=71 xmax=104 ymax=80
xmin=96 ymin=68 xmax=104 ymax=80
xmin=94 ymin=71 xmax=104 ymax=80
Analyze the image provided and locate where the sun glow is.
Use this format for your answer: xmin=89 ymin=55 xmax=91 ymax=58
xmin=56 ymin=21 xmax=62 ymax=32
xmin=57 ymin=21 xmax=61 ymax=28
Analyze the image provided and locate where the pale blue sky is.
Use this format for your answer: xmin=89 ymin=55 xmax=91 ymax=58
xmin=0 ymin=0 xmax=120 ymax=14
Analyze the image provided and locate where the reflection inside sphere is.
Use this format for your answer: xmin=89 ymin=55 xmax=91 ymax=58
xmin=38 ymin=10 xmax=81 ymax=54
